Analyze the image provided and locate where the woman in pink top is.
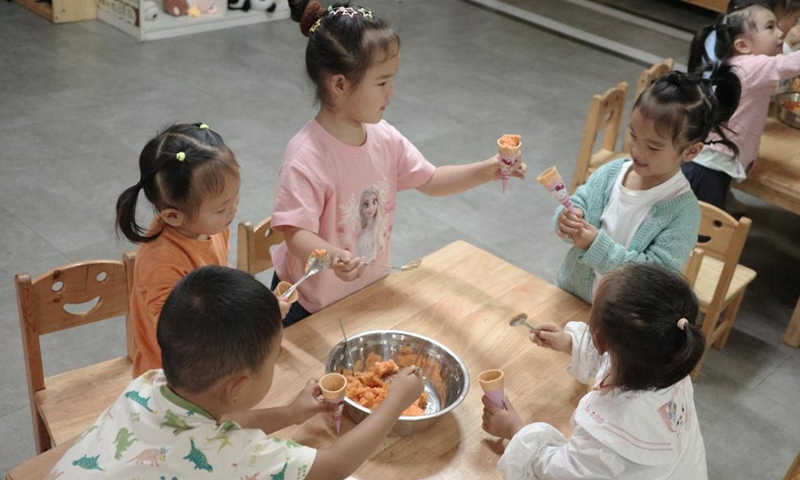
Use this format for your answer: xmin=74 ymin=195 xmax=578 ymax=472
xmin=685 ymin=1 xmax=800 ymax=209
xmin=272 ymin=0 xmax=528 ymax=325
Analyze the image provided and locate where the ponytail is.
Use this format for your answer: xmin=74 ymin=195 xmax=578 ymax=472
xmin=663 ymin=319 xmax=706 ymax=384
xmin=115 ymin=182 xmax=159 ymax=244
xmin=703 ymin=63 xmax=741 ymax=158
xmin=688 ymin=24 xmax=716 ymax=74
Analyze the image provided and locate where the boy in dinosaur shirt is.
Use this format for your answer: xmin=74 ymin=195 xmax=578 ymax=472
xmin=49 ymin=265 xmax=423 ymax=480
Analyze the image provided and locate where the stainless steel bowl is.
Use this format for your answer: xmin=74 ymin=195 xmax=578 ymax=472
xmin=324 ymin=330 xmax=469 ymax=436
xmin=774 ymin=92 xmax=800 ymax=129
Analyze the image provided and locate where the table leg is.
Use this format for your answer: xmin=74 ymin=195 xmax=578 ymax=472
xmin=783 ymin=295 xmax=800 ymax=348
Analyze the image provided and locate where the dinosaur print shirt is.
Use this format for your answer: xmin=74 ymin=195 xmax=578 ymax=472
xmin=49 ymin=370 xmax=316 ymax=480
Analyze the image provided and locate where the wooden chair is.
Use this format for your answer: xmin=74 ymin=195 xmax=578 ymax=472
xmin=570 ymin=82 xmax=629 ymax=194
xmin=5 ymin=439 xmax=71 ymax=480
xmin=237 ymin=215 xmax=284 ymax=275
xmin=622 ymin=58 xmax=675 ymax=153
xmin=691 ymin=202 xmax=757 ymax=378
xmin=16 ymin=252 xmax=136 ymax=454
xmin=784 ymin=448 xmax=800 ymax=480
xmin=683 ymin=247 xmax=705 ymax=288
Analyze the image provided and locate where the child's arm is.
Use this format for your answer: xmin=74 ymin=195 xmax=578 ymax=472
xmin=305 ymin=367 xmax=424 ymax=480
xmin=416 ymin=156 xmax=527 ymax=197
xmin=282 ymin=226 xmax=366 ymax=282
xmin=224 ymin=379 xmax=328 ymax=434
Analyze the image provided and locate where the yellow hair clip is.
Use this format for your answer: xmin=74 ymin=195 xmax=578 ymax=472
xmin=199 ymin=123 xmax=209 ymax=129
xmin=309 ymin=18 xmax=322 ymax=34
xmin=176 ymin=152 xmax=186 ymax=161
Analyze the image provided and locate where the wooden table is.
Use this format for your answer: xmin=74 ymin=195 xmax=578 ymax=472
xmin=261 ymin=240 xmax=592 ymax=479
xmin=5 ymin=241 xmax=591 ymax=480
xmin=732 ymin=117 xmax=800 ymax=347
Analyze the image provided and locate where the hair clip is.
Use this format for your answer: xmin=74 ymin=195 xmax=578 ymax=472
xmin=357 ymin=7 xmax=373 ymax=18
xmin=176 ymin=152 xmax=186 ymax=161
xmin=198 ymin=123 xmax=209 ymax=129
xmin=330 ymin=6 xmax=357 ymax=17
xmin=309 ymin=18 xmax=322 ymax=34
xmin=677 ymin=318 xmax=689 ymax=330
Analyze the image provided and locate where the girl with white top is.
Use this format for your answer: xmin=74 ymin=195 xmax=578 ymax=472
xmin=482 ymin=263 xmax=708 ymax=480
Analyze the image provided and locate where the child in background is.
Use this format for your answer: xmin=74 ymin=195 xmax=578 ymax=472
xmin=50 ymin=266 xmax=424 ymax=480
xmin=272 ymin=0 xmax=527 ymax=325
xmin=553 ymin=69 xmax=740 ymax=304
xmin=482 ymin=264 xmax=708 ymax=480
xmin=115 ymin=123 xmax=240 ymax=377
xmin=686 ymin=2 xmax=800 ymax=209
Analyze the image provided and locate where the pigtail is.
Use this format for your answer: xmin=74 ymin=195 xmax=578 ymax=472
xmin=663 ymin=320 xmax=706 ymax=383
xmin=115 ymin=183 xmax=154 ymax=244
xmin=688 ymin=25 xmax=717 ymax=74
xmin=703 ymin=63 xmax=742 ymax=158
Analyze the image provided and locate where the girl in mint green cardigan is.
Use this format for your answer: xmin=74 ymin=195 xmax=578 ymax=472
xmin=555 ymin=68 xmax=741 ymax=303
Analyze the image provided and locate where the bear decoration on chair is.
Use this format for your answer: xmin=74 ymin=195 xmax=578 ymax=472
xmin=229 ymin=0 xmax=276 ymax=13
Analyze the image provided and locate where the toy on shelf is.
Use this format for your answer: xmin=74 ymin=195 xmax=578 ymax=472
xmin=228 ymin=0 xmax=276 ymax=13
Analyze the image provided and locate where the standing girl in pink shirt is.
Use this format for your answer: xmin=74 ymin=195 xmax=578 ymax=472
xmin=685 ymin=2 xmax=800 ymax=209
xmin=271 ymin=0 xmax=527 ymax=325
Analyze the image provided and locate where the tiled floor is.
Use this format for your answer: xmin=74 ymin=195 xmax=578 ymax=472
xmin=2 ymin=0 xmax=799 ymax=477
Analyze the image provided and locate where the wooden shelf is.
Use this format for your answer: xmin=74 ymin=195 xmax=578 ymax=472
xmin=681 ymin=0 xmax=727 ymax=13
xmin=98 ymin=0 xmax=288 ymax=41
xmin=14 ymin=0 xmax=97 ymax=23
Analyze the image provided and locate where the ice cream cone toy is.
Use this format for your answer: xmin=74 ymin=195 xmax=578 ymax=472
xmin=479 ymin=369 xmax=505 ymax=409
xmin=497 ymin=134 xmax=521 ymax=194
xmin=320 ymin=373 xmax=347 ymax=434
xmin=537 ymin=166 xmax=576 ymax=215
xmin=273 ymin=281 xmax=299 ymax=304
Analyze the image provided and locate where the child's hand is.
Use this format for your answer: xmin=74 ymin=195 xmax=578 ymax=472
xmin=488 ymin=154 xmax=527 ymax=181
xmin=387 ymin=366 xmax=424 ymax=410
xmin=531 ymin=322 xmax=572 ymax=354
xmin=571 ymin=220 xmax=598 ymax=250
xmin=288 ymin=378 xmax=328 ymax=423
xmin=331 ymin=249 xmax=366 ymax=282
xmin=481 ymin=394 xmax=524 ymax=440
xmin=556 ymin=208 xmax=583 ymax=239
xmin=785 ymin=25 xmax=800 ymax=48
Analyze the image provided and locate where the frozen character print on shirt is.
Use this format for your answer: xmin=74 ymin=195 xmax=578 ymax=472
xmin=338 ymin=182 xmax=389 ymax=263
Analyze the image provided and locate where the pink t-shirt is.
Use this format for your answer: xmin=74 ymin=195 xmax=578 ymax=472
xmin=707 ymin=51 xmax=800 ymax=170
xmin=271 ymin=119 xmax=436 ymax=313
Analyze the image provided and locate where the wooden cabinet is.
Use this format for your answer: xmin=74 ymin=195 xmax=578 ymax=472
xmin=13 ymin=0 xmax=96 ymax=23
xmin=97 ymin=0 xmax=288 ymax=41
xmin=682 ymin=0 xmax=727 ymax=13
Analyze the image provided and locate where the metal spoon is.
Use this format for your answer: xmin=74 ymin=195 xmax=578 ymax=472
xmin=279 ymin=251 xmax=331 ymax=301
xmin=366 ymin=259 xmax=422 ymax=271
xmin=338 ymin=319 xmax=356 ymax=377
xmin=509 ymin=313 xmax=541 ymax=335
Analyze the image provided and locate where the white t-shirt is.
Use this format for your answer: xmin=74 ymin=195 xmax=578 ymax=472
xmin=592 ymin=162 xmax=690 ymax=293
xmin=49 ymin=370 xmax=316 ymax=479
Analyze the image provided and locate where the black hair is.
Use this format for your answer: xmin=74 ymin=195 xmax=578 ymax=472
xmin=633 ymin=66 xmax=740 ymax=157
xmin=590 ymin=264 xmax=705 ymax=391
xmin=157 ymin=265 xmax=282 ymax=392
xmin=288 ymin=0 xmax=400 ymax=109
xmin=115 ymin=123 xmax=239 ymax=244
xmin=688 ymin=3 xmax=769 ymax=72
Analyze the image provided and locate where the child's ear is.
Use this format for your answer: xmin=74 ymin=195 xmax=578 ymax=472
xmin=327 ymin=73 xmax=351 ymax=100
xmin=159 ymin=208 xmax=186 ymax=228
xmin=683 ymin=141 xmax=704 ymax=162
xmin=223 ymin=373 xmax=251 ymax=405
xmin=733 ymin=36 xmax=752 ymax=55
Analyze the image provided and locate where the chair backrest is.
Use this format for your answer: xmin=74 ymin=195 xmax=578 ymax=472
xmin=623 ymin=58 xmax=675 ymax=153
xmin=683 ymin=247 xmax=704 ymax=288
xmin=237 ymin=216 xmax=285 ymax=275
xmin=696 ymin=201 xmax=752 ymax=318
xmin=16 ymin=252 xmax=136 ymax=400
xmin=571 ymin=81 xmax=628 ymax=193
xmin=785 ymin=448 xmax=800 ymax=480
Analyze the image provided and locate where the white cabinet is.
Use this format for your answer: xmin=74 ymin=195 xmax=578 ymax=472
xmin=97 ymin=0 xmax=289 ymax=41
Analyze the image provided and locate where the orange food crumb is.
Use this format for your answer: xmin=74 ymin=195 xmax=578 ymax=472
xmin=782 ymin=101 xmax=800 ymax=114
xmin=344 ymin=357 xmax=428 ymax=416
xmin=498 ymin=134 xmax=521 ymax=148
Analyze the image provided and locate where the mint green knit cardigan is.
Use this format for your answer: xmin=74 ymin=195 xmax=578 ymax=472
xmin=554 ymin=159 xmax=701 ymax=303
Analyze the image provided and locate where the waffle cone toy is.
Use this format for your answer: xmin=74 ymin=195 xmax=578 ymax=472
xmin=320 ymin=373 xmax=348 ymax=434
xmin=479 ymin=369 xmax=505 ymax=409
xmin=497 ymin=134 xmax=521 ymax=194
xmin=537 ymin=166 xmax=576 ymax=214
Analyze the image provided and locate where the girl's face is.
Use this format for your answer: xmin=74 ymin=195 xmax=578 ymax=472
xmin=180 ymin=173 xmax=241 ymax=238
xmin=739 ymin=8 xmax=783 ymax=56
xmin=361 ymin=192 xmax=378 ymax=220
xmin=627 ymin=108 xmax=701 ymax=188
xmin=344 ymin=45 xmax=399 ymax=125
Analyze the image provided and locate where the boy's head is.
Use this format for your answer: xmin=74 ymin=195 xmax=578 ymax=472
xmin=157 ymin=265 xmax=283 ymax=400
